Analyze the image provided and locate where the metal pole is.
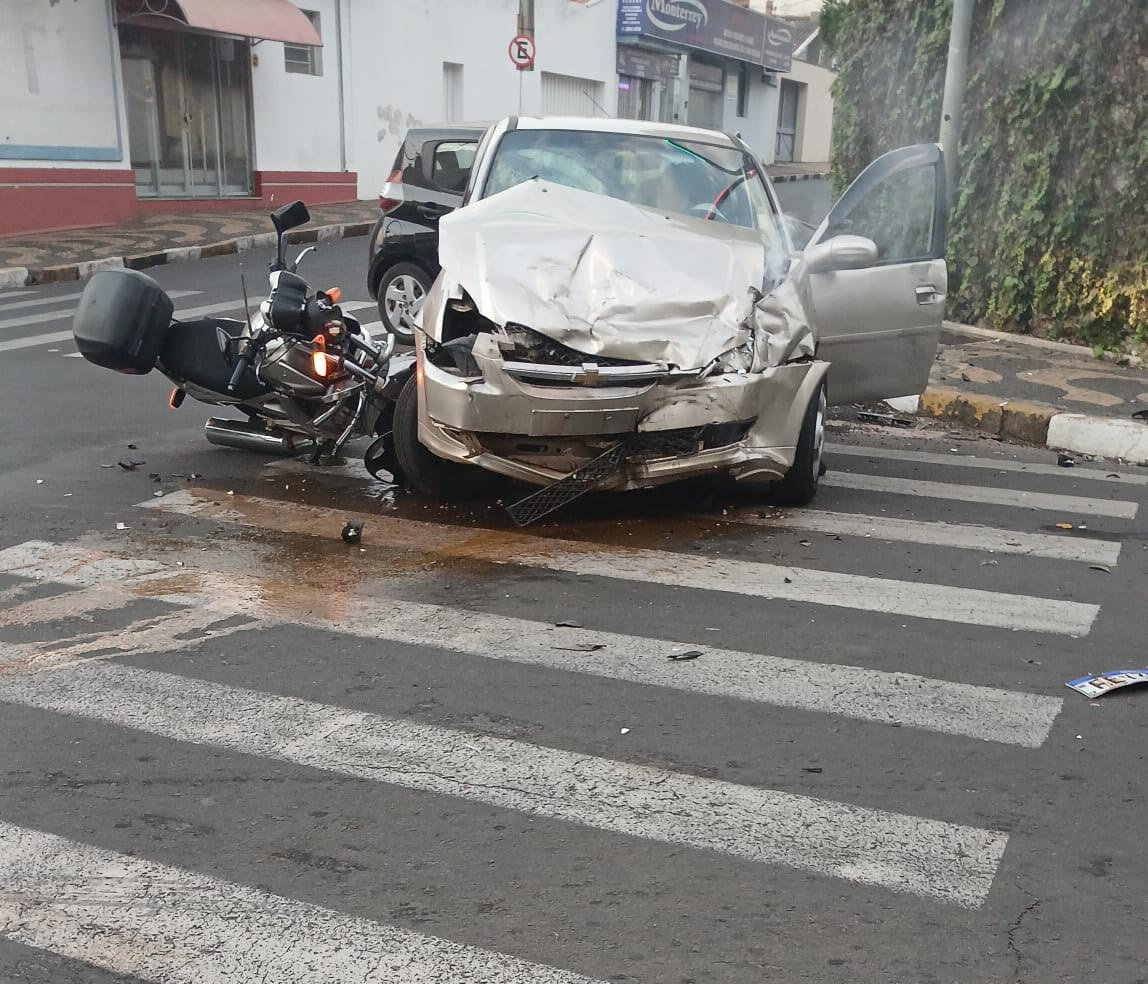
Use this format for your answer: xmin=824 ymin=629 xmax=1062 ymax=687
xmin=939 ymin=0 xmax=975 ymax=208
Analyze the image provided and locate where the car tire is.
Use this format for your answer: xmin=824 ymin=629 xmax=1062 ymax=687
xmin=771 ymin=379 xmax=826 ymax=507
xmin=393 ymin=376 xmax=502 ymax=501
xmin=377 ymin=262 xmax=431 ymax=346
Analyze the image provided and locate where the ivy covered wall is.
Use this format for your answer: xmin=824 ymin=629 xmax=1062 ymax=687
xmin=820 ymin=0 xmax=1148 ymax=354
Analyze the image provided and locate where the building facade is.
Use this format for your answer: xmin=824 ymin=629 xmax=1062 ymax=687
xmin=1 ymin=0 xmax=800 ymax=238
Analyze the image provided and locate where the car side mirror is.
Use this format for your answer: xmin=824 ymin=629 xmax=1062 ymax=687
xmin=803 ymin=234 xmax=879 ymax=274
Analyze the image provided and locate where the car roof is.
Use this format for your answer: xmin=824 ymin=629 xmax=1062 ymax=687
xmin=508 ymin=116 xmax=738 ymax=147
xmin=407 ymin=122 xmax=492 ymax=141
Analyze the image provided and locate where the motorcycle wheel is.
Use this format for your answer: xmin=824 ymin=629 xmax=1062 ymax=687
xmin=393 ymin=377 xmax=502 ymax=501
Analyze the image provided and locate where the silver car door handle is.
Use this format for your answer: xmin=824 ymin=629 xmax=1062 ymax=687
xmin=916 ymin=285 xmax=939 ymax=304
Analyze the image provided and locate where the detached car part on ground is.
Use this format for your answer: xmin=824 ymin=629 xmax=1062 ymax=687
xmin=389 ymin=119 xmax=948 ymax=525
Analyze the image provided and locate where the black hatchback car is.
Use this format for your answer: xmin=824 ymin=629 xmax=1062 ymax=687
xmin=366 ymin=123 xmax=488 ymax=344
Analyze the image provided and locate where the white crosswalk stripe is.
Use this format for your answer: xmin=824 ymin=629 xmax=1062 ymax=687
xmin=0 ymin=541 xmax=1063 ymax=747
xmin=0 ymin=439 xmax=1137 ymax=976
xmin=0 ymin=290 xmax=198 ymax=331
xmin=828 ymin=441 xmax=1148 ymax=485
xmin=142 ymin=488 xmax=1103 ymax=636
xmin=0 ymin=821 xmax=604 ymax=984
xmin=0 ymin=660 xmax=1008 ymax=907
xmin=824 ymin=471 xmax=1139 ymax=518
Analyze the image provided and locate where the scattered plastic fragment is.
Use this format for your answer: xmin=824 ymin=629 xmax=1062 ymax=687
xmin=117 ymin=460 xmax=144 ymax=471
xmin=1055 ymin=523 xmax=1074 ymax=530
xmin=980 ymin=560 xmax=998 ymax=566
xmin=668 ymin=651 xmax=702 ymax=662
xmin=1057 ymin=454 xmax=1075 ymax=468
xmin=1089 ymin=564 xmax=1111 ymax=573
xmin=857 ymin=410 xmax=914 ymax=427
xmin=620 ymin=728 xmax=631 ymax=735
xmin=35 ymin=479 xmax=43 ymax=485
xmin=1067 ymin=669 xmax=1148 ymax=698
xmin=115 ymin=522 xmax=129 ymax=531
xmin=341 ymin=519 xmax=364 ymax=544
xmin=152 ymin=490 xmax=165 ymax=498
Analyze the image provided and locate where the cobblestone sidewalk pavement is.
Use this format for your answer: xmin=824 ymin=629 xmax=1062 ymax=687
xmin=0 ymin=201 xmax=379 ymax=288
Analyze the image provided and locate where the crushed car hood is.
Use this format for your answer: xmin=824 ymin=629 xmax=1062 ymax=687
xmin=437 ymin=179 xmax=813 ymax=371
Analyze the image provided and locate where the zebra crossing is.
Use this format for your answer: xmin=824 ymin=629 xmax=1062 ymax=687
xmin=0 ymin=440 xmax=1141 ymax=981
xmin=0 ymin=283 xmax=382 ymax=357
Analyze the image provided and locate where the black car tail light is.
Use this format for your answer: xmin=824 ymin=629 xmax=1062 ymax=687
xmin=379 ymin=169 xmax=403 ymax=213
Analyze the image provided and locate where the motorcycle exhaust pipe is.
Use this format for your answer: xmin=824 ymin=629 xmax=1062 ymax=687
xmin=204 ymin=417 xmax=314 ymax=456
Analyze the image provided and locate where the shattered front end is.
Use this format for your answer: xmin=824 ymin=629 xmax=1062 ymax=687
xmin=413 ymin=180 xmax=826 ymax=521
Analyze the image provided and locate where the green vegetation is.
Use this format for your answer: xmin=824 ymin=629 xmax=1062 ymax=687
xmin=821 ymin=0 xmax=1148 ymax=354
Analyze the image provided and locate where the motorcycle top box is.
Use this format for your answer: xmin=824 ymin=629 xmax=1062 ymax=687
xmin=73 ymin=268 xmax=174 ymax=374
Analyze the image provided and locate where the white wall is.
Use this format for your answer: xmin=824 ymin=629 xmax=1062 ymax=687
xmin=720 ymin=71 xmax=781 ymax=164
xmin=249 ymin=0 xmax=346 ymax=173
xmin=343 ymin=0 xmax=619 ymax=199
xmin=0 ymin=0 xmax=126 ymax=168
xmin=790 ymin=57 xmax=833 ymax=162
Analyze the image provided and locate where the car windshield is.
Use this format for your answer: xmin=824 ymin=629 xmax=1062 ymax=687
xmin=483 ymin=129 xmax=785 ymax=250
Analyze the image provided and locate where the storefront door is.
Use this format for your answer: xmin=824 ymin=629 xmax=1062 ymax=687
xmin=120 ymin=27 xmax=253 ymax=198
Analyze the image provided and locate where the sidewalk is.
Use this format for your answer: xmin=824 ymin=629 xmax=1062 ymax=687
xmin=885 ymin=322 xmax=1148 ymax=466
xmin=3 ymin=192 xmax=1146 ymax=465
xmin=0 ymin=201 xmax=379 ymax=290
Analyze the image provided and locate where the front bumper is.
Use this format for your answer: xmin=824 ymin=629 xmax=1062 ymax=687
xmin=417 ymin=333 xmax=828 ymax=491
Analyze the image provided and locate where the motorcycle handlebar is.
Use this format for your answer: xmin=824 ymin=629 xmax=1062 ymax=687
xmin=227 ymin=343 xmax=254 ymax=393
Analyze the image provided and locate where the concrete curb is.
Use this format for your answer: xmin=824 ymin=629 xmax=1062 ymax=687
xmin=895 ymin=387 xmax=1148 ymax=466
xmin=943 ymin=319 xmax=1145 ymax=368
xmin=770 ymin=171 xmax=830 ymax=183
xmin=0 ymin=220 xmax=372 ymax=290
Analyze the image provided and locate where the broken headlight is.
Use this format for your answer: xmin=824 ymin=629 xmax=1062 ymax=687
xmin=496 ymin=323 xmax=645 ymax=369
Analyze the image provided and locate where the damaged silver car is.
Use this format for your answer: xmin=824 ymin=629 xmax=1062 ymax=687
xmin=389 ymin=117 xmax=947 ymax=525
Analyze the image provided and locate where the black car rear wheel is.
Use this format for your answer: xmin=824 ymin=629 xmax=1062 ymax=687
xmin=377 ymin=262 xmax=431 ymax=345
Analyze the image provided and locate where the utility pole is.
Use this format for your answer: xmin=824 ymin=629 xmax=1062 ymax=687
xmin=939 ymin=0 xmax=975 ymax=208
xmin=517 ymin=0 xmax=535 ymax=114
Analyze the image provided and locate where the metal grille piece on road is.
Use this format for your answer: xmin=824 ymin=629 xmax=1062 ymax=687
xmin=504 ymin=429 xmax=703 ymax=527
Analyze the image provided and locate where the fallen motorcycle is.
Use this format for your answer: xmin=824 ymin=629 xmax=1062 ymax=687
xmin=72 ymin=201 xmax=414 ymax=472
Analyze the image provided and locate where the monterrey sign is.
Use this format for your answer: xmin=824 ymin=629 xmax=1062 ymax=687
xmin=618 ymin=0 xmax=794 ymax=73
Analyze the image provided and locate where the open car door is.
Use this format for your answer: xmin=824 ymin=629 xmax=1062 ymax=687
xmin=804 ymin=144 xmax=947 ymax=405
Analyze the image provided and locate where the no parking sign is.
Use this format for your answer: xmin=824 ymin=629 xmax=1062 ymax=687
xmin=509 ymin=34 xmax=536 ymax=71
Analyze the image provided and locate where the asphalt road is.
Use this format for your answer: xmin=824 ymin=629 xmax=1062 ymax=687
xmin=2 ymin=239 xmax=1148 ymax=984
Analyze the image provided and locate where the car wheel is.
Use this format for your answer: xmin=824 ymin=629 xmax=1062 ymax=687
xmin=771 ymin=379 xmax=826 ymax=507
xmin=393 ymin=376 xmax=502 ymax=501
xmin=377 ymin=262 xmax=431 ymax=345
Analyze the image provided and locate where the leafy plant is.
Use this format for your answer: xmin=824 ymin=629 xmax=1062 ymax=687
xmin=821 ymin=0 xmax=1148 ymax=354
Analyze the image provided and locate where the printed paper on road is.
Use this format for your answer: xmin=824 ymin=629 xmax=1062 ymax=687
xmin=1066 ymin=668 xmax=1148 ymax=698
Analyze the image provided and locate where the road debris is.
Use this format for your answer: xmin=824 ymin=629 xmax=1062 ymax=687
xmin=1057 ymin=454 xmax=1076 ymax=468
xmin=1088 ymin=564 xmax=1111 ymax=573
xmin=856 ymin=410 xmax=914 ymax=427
xmin=667 ymin=650 xmax=702 ymax=662
xmin=620 ymin=727 xmax=631 ymax=735
xmin=555 ymin=620 xmax=583 ymax=628
xmin=340 ymin=519 xmax=364 ymax=544
xmin=1055 ymin=523 xmax=1074 ymax=530
xmin=117 ymin=460 xmax=144 ymax=471
xmin=1067 ymin=669 xmax=1148 ymax=698
xmin=115 ymin=522 xmax=129 ymax=531
xmin=802 ymin=766 xmax=823 ymax=774
xmin=553 ymin=643 xmax=605 ymax=653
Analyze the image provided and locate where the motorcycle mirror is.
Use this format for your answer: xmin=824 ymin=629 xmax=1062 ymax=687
xmin=269 ymin=200 xmax=310 ymax=271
